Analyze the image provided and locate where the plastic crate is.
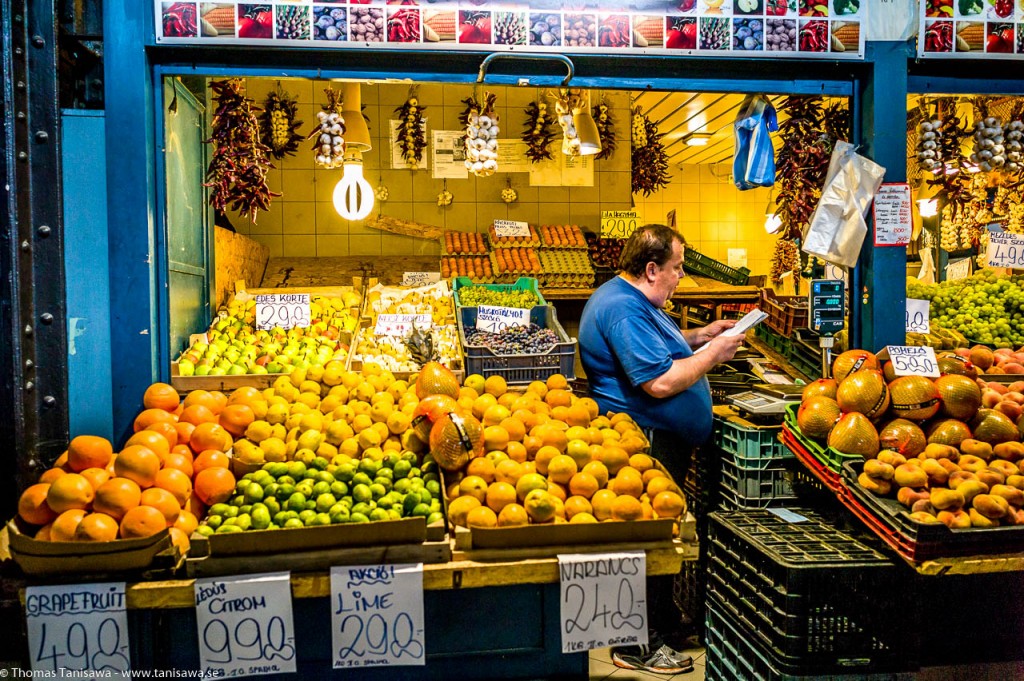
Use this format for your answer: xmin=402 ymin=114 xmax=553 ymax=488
xmin=783 ymin=404 xmax=865 ymax=475
xmin=781 ymin=426 xmax=845 ymax=495
xmin=760 ymin=289 xmax=809 ymax=337
xmin=840 ymin=460 xmax=1024 ymax=561
xmin=706 ymin=510 xmax=913 ymax=674
xmin=714 ymin=413 xmax=791 ymax=464
xmin=683 ymin=248 xmax=751 ymax=285
xmin=755 ymin=323 xmax=792 ymax=356
xmin=451 ymin=276 xmax=545 ymax=307
xmin=673 ymin=554 xmax=707 ymax=639
xmin=684 ymin=304 xmax=715 ymax=325
xmin=720 ymin=456 xmax=796 ymax=503
xmin=704 ymin=594 xmax=915 ymax=681
xmin=457 ymin=305 xmax=576 ymax=384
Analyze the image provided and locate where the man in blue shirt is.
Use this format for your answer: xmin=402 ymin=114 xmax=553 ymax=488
xmin=579 ymin=224 xmax=744 ymax=673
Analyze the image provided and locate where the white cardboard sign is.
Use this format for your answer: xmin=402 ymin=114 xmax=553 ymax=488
xmin=946 ymin=257 xmax=972 ymax=281
xmin=887 ymin=345 xmax=940 ymax=378
xmin=331 ymin=563 xmax=425 ymax=669
xmin=558 ymin=551 xmax=647 ymax=653
xmin=402 ymin=272 xmax=441 ymax=287
xmin=194 ymin=572 xmax=297 ymax=678
xmin=476 ymin=305 xmax=530 ymax=332
xmin=374 ymin=313 xmax=432 ymax=336
xmin=25 ymin=582 xmax=131 ymax=677
xmin=255 ymin=293 xmax=311 ymax=331
xmin=987 ymin=231 xmax=1024 ymax=269
xmin=493 ymin=219 xmax=531 ymax=238
xmin=905 ymin=298 xmax=930 ymax=334
xmin=873 ymin=183 xmax=912 ymax=247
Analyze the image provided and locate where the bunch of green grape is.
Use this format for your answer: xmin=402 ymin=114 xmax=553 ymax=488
xmin=457 ymin=286 xmax=540 ymax=308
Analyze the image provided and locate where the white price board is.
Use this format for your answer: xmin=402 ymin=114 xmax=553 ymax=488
xmin=255 ymin=293 xmax=311 ymax=331
xmin=493 ymin=219 xmax=531 ymax=238
xmin=886 ymin=345 xmax=940 ymax=378
xmin=374 ymin=313 xmax=432 ymax=336
xmin=402 ymin=271 xmax=441 ymax=287
xmin=331 ymin=563 xmax=425 ymax=668
xmin=946 ymin=257 xmax=972 ymax=281
xmin=873 ymin=183 xmax=912 ymax=247
xmin=906 ymin=298 xmax=930 ymax=334
xmin=987 ymin=231 xmax=1024 ymax=269
xmin=476 ymin=305 xmax=530 ymax=332
xmin=25 ymin=582 xmax=131 ymax=677
xmin=601 ymin=211 xmax=640 ymax=239
xmin=194 ymin=572 xmax=297 ymax=678
xmin=558 ymin=552 xmax=647 ymax=653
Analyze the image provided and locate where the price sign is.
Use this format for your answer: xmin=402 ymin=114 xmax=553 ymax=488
xmin=558 ymin=552 xmax=647 ymax=653
xmin=476 ymin=305 xmax=530 ymax=332
xmin=987 ymin=231 xmax=1024 ymax=269
xmin=402 ymin=271 xmax=441 ymax=287
xmin=946 ymin=257 xmax=972 ymax=281
xmin=886 ymin=345 xmax=940 ymax=378
xmin=905 ymin=298 xmax=930 ymax=334
xmin=25 ymin=582 xmax=131 ymax=677
xmin=194 ymin=572 xmax=297 ymax=678
xmin=374 ymin=314 xmax=432 ymax=336
xmin=873 ymin=183 xmax=912 ymax=247
xmin=255 ymin=294 xmax=311 ymax=331
xmin=601 ymin=210 xmax=640 ymax=239
xmin=331 ymin=563 xmax=425 ymax=669
xmin=493 ymin=219 xmax=531 ymax=238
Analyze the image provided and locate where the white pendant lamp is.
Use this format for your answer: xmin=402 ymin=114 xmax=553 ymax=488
xmin=333 ymin=151 xmax=374 ymax=221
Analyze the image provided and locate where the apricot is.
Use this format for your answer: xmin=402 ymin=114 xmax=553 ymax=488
xmin=969 ymin=508 xmax=1001 ymax=528
xmin=993 ymin=441 xmax=1024 ymax=462
xmin=957 ymin=454 xmax=988 ymax=473
xmin=988 ymin=460 xmax=1019 ymax=478
xmin=937 ymin=509 xmax=972 ymax=529
xmin=877 ymin=450 xmax=908 ymax=468
xmin=909 ymin=511 xmax=942 ymax=524
xmin=921 ymin=459 xmax=950 ymax=487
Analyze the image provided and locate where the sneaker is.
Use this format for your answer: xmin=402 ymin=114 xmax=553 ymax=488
xmin=610 ymin=643 xmax=694 ymax=675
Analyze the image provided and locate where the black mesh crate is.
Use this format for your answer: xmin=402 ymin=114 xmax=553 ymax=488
xmin=706 ymin=509 xmax=916 ymax=674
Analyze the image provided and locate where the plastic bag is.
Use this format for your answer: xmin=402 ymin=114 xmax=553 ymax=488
xmin=733 ymin=95 xmax=779 ymax=190
xmin=801 ymin=141 xmax=886 ymax=268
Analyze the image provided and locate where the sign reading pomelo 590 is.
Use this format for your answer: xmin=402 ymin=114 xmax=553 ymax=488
xmin=887 ymin=345 xmax=940 ymax=378
xmin=255 ymin=294 xmax=311 ymax=331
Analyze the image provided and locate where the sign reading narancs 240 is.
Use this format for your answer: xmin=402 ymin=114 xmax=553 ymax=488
xmin=155 ymin=0 xmax=866 ymax=60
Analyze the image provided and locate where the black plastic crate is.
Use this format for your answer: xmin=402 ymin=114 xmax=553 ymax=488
xmin=706 ymin=509 xmax=914 ymax=674
xmin=704 ymin=593 xmax=915 ymax=681
xmin=457 ymin=305 xmax=576 ymax=384
xmin=673 ymin=556 xmax=707 ymax=639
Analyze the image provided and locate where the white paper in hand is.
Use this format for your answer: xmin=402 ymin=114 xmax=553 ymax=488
xmin=693 ymin=308 xmax=767 ymax=353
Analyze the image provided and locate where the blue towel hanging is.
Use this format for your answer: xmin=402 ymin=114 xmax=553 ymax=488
xmin=733 ymin=96 xmax=779 ymax=191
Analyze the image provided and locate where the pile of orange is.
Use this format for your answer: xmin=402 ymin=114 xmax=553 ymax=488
xmin=17 ymin=382 xmax=238 ymax=550
xmin=444 ymin=373 xmax=687 ymax=530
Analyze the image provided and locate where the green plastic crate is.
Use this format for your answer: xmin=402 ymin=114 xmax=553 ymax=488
xmin=783 ymin=403 xmax=865 ymax=474
xmin=452 ymin=276 xmax=545 ymax=308
xmin=683 ymin=248 xmax=750 ymax=286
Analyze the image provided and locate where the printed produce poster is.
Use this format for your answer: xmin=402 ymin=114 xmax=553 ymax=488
xmin=156 ymin=0 xmax=866 ymax=59
xmin=919 ymin=0 xmax=1024 ymax=57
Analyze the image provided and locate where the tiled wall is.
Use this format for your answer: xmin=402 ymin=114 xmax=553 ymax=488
xmin=223 ymin=78 xmax=776 ymax=276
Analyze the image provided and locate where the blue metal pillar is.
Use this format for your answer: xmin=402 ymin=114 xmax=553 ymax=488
xmin=855 ymin=41 xmax=912 ymax=353
xmin=103 ymin=0 xmax=159 ymax=442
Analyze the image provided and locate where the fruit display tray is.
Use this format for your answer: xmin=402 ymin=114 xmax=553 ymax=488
xmin=760 ymin=288 xmax=810 ymax=338
xmin=451 ymin=276 xmax=546 ymax=308
xmin=457 ymin=305 xmax=576 ymax=385
xmin=346 ymin=322 xmax=465 ymax=382
xmin=840 ymin=461 xmax=1024 ymax=561
xmin=706 ymin=510 xmax=913 ymax=674
xmin=783 ymin=403 xmax=864 ymax=475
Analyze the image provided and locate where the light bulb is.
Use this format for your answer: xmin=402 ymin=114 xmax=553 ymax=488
xmin=764 ymin=213 xmax=783 ymax=234
xmin=333 ymin=156 xmax=374 ymax=221
xmin=917 ymin=198 xmax=938 ymax=218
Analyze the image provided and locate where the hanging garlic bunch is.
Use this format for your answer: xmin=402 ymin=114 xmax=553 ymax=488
xmin=554 ymin=90 xmax=583 ymax=157
xmin=969 ymin=115 xmax=1005 ymax=173
xmin=631 ymin=107 xmax=648 ymax=148
xmin=1003 ymin=118 xmax=1024 ymax=173
xmin=308 ymin=86 xmax=345 ymax=169
xmin=394 ymin=89 xmax=427 ymax=170
xmin=501 ymin=178 xmax=517 ymax=203
xmin=437 ymin=188 xmax=453 ymax=206
xmin=461 ymin=92 xmax=499 ymax=178
xmin=916 ymin=118 xmax=942 ymax=173
xmin=375 ymin=183 xmax=389 ymax=202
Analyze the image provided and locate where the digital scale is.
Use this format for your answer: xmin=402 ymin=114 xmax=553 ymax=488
xmin=728 ymin=384 xmax=805 ymax=415
xmin=808 ymin=278 xmax=846 ymax=378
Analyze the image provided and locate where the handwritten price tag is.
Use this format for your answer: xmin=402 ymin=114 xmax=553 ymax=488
xmin=402 ymin=272 xmax=441 ymax=287
xmin=886 ymin=345 xmax=940 ymax=378
xmin=946 ymin=257 xmax=972 ymax=281
xmin=331 ymin=563 xmax=425 ymax=668
xmin=25 ymin=582 xmax=131 ymax=677
xmin=374 ymin=314 xmax=432 ymax=336
xmin=601 ymin=210 xmax=640 ymax=239
xmin=493 ymin=219 xmax=531 ymax=238
xmin=558 ymin=552 xmax=647 ymax=653
xmin=476 ymin=305 xmax=530 ymax=332
xmin=987 ymin=231 xmax=1024 ymax=269
xmin=194 ymin=572 xmax=297 ymax=678
xmin=905 ymin=298 xmax=930 ymax=334
xmin=255 ymin=294 xmax=311 ymax=331
xmin=873 ymin=183 xmax=912 ymax=247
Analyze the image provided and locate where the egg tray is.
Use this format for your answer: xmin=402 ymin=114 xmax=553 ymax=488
xmin=440 ymin=255 xmax=495 ymax=281
xmin=489 ymin=248 xmax=542 ymax=275
xmin=538 ymin=224 xmax=588 ymax=249
xmin=486 ymin=224 xmax=541 ymax=249
xmin=442 ymin=230 xmax=488 ymax=256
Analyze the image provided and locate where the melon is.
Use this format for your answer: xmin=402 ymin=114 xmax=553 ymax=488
xmin=970 ymin=409 xmax=1018 ymax=445
xmin=801 ymin=379 xmax=838 ymax=401
xmin=832 ymin=350 xmax=879 ymax=382
xmin=796 ymin=396 xmax=841 ymax=440
xmin=925 ymin=419 xmax=972 ymax=447
xmin=828 ymin=412 xmax=880 ymax=458
xmin=888 ymin=376 xmax=941 ymax=421
xmin=429 ymin=411 xmax=484 ymax=471
xmin=934 ymin=374 xmax=983 ymax=422
xmin=836 ymin=370 xmax=890 ymax=418
xmin=878 ymin=418 xmax=928 ymax=457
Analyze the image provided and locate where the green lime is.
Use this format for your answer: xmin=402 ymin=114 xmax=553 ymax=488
xmin=349 ymin=512 xmax=370 ymax=523
xmin=298 ymin=509 xmax=317 ymax=524
xmin=230 ymin=494 xmax=245 ymax=507
xmin=196 ymin=525 xmax=215 ymax=537
xmin=312 ymin=456 xmax=330 ymax=471
xmin=351 ymin=502 xmax=373 ymax=517
xmin=330 ymin=506 xmax=350 ymax=524
xmin=262 ymin=482 xmax=280 ymax=499
xmin=402 ymin=493 xmax=419 ymax=516
xmin=358 ymin=458 xmax=381 ymax=476
xmin=369 ymin=508 xmax=390 ymax=522
xmin=208 ymin=503 xmax=230 ymax=517
xmin=216 ymin=524 xmax=244 ymax=534
xmin=252 ymin=470 xmax=273 ymax=486
xmin=284 ymin=518 xmax=304 ymax=529
xmin=408 ymin=467 xmax=422 ymax=479
xmin=316 ymin=470 xmax=336 ymax=485
xmin=277 ymin=475 xmax=296 ymax=487
xmin=251 ymin=507 xmax=271 ymax=530
xmin=295 ymin=481 xmax=315 ymax=498
xmin=411 ymin=503 xmax=431 ymax=517
xmin=426 ymin=511 xmax=444 ymax=525
xmin=263 ymin=497 xmax=281 ymax=516
xmin=286 ymin=461 xmax=307 ymax=479
xmin=276 ymin=483 xmax=296 ymax=501
xmin=393 ymin=478 xmax=411 ymax=494
xmin=335 ymin=464 xmax=356 ymax=483
xmin=425 ymin=479 xmax=440 ymax=496
xmin=384 ymin=452 xmax=401 ymax=469
xmin=393 ymin=460 xmax=412 ymax=478
xmin=205 ymin=515 xmax=223 ymax=530
xmin=369 ymin=483 xmax=388 ymax=500
xmin=352 ymin=483 xmax=373 ymax=504
xmin=330 ymin=481 xmax=349 ymax=498
xmin=287 ymin=492 xmax=307 ymax=513
xmin=387 ymin=508 xmax=403 ymax=520
xmin=352 ymin=472 xmax=373 ymax=488
xmin=304 ymin=499 xmax=316 ymax=511
xmin=244 ymin=482 xmax=264 ymax=504
xmin=222 ymin=506 xmax=239 ymax=519
xmin=316 ymin=493 xmax=337 ymax=513
xmin=238 ymin=504 xmax=253 ymax=516
xmin=265 ymin=462 xmax=288 ymax=478
xmin=273 ymin=511 xmax=290 ymax=526
xmin=311 ymin=480 xmax=332 ymax=497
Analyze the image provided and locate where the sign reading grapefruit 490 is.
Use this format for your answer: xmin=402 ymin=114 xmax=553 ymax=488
xmin=255 ymin=294 xmax=310 ymax=331
xmin=886 ymin=345 xmax=939 ymax=378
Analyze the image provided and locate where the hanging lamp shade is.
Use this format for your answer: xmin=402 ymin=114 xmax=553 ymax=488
xmin=574 ymin=109 xmax=602 ymax=156
xmin=341 ymin=82 xmax=372 ymax=153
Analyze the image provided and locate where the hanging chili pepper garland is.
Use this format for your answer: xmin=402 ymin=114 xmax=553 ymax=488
xmin=307 ymin=85 xmax=345 ymax=169
xmin=203 ymin=78 xmax=278 ymax=222
xmin=259 ymin=87 xmax=304 ymax=159
xmin=521 ymin=99 xmax=555 ymax=163
xmin=630 ymin=106 xmax=670 ymax=196
xmin=394 ymin=88 xmax=427 ymax=169
xmin=593 ymin=97 xmax=616 ymax=161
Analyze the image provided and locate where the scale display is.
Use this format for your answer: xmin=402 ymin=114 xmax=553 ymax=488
xmin=809 ymin=279 xmax=845 ymax=335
